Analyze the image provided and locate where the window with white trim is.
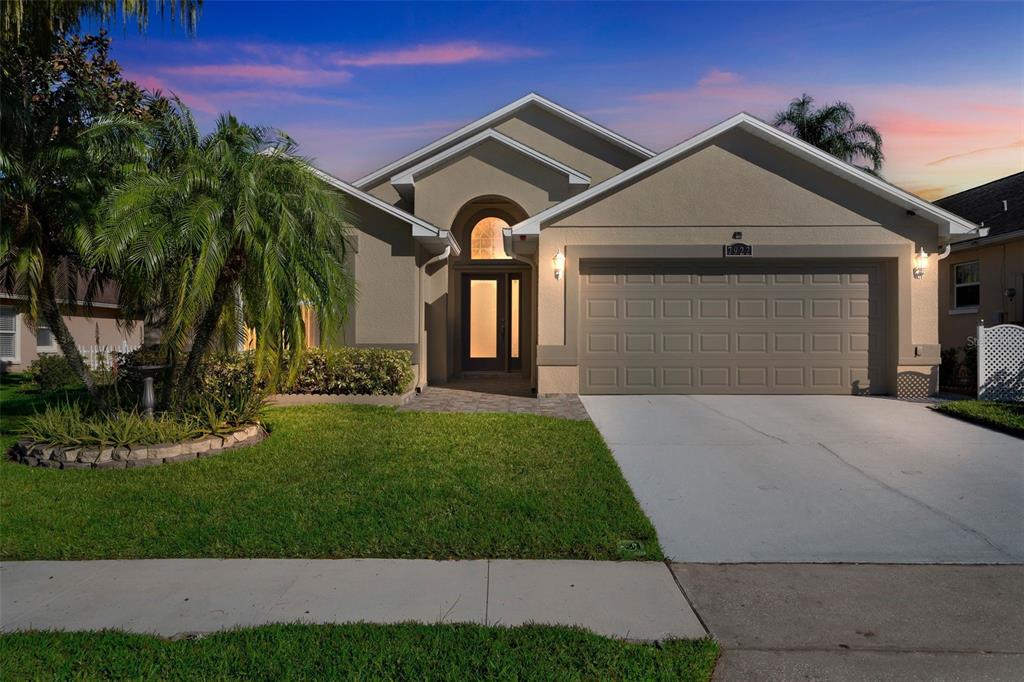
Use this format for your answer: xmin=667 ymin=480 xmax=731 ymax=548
xmin=0 ymin=306 xmax=19 ymax=361
xmin=953 ymin=261 xmax=980 ymax=309
xmin=36 ymin=320 xmax=58 ymax=351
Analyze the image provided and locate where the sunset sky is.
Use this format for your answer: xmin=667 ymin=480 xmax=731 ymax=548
xmin=98 ymin=1 xmax=1023 ymax=200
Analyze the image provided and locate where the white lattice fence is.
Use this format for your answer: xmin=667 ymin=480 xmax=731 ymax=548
xmin=77 ymin=341 xmax=140 ymax=370
xmin=977 ymin=324 xmax=1024 ymax=402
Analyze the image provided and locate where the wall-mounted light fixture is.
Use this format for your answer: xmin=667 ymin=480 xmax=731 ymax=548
xmin=913 ymin=247 xmax=928 ymax=279
xmin=552 ymin=249 xmax=565 ymax=280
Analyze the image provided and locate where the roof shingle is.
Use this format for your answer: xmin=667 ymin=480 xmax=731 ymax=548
xmin=934 ymin=172 xmax=1023 ymax=237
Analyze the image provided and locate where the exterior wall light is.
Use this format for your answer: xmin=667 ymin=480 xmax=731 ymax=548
xmin=913 ymin=247 xmax=928 ymax=279
xmin=552 ymin=249 xmax=565 ymax=280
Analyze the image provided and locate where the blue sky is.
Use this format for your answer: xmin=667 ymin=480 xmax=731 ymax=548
xmin=98 ymin=1 xmax=1024 ymax=198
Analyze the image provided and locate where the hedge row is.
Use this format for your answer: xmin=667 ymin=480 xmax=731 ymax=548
xmin=119 ymin=347 xmax=414 ymax=397
xmin=282 ymin=348 xmax=414 ymax=396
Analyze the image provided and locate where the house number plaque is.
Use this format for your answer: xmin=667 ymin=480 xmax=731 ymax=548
xmin=724 ymin=242 xmax=753 ymax=257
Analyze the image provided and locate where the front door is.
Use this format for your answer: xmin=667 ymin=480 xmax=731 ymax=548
xmin=462 ymin=273 xmax=522 ymax=371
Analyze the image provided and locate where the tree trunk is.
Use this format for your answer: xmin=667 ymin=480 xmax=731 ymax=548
xmin=173 ymin=270 xmax=238 ymax=409
xmin=38 ymin=280 xmax=103 ymax=408
xmin=156 ymin=350 xmax=176 ymax=411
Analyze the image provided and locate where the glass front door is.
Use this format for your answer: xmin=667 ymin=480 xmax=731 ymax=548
xmin=462 ymin=273 xmax=522 ymax=371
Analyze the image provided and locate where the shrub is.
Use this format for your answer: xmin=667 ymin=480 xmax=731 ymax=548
xmin=20 ymin=394 xmax=268 ymax=448
xmin=115 ymin=348 xmax=263 ymax=410
xmin=183 ymin=374 xmax=269 ymax=435
xmin=939 ymin=344 xmax=978 ymax=394
xmin=939 ymin=347 xmax=960 ymax=387
xmin=21 ymin=404 xmax=204 ymax=448
xmin=26 ymin=355 xmax=79 ymax=392
xmin=116 ymin=346 xmax=413 ymax=402
xmin=282 ymin=348 xmax=413 ymax=395
xmin=194 ymin=351 xmax=265 ymax=396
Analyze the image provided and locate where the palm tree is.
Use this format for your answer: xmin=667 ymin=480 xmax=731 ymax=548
xmin=1 ymin=33 xmax=146 ymax=405
xmin=93 ymin=102 xmax=355 ymax=408
xmin=773 ymin=94 xmax=884 ymax=174
xmin=2 ymin=1 xmax=200 ymax=58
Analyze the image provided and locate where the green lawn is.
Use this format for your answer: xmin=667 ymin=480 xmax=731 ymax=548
xmin=0 ymin=624 xmax=718 ymax=681
xmin=1 ymin=384 xmax=661 ymax=560
xmin=933 ymin=400 xmax=1024 ymax=438
xmin=0 ymin=373 xmax=85 ymax=451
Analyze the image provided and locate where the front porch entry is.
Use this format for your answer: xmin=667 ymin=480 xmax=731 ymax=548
xmin=445 ymin=196 xmax=535 ymax=387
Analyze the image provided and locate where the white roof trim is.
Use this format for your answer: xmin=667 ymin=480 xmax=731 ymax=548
xmin=390 ymin=129 xmax=591 ymax=200
xmin=353 ymin=93 xmax=653 ymax=189
xmin=311 ymin=166 xmax=461 ymax=256
xmin=509 ymin=113 xmax=980 ymax=239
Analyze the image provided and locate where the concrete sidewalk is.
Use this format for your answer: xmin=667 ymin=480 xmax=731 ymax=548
xmin=0 ymin=559 xmax=705 ymax=642
xmin=672 ymin=563 xmax=1024 ymax=681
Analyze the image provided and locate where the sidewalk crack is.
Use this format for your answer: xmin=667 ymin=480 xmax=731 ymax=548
xmin=484 ymin=560 xmax=490 ymax=626
xmin=664 ymin=561 xmax=711 ymax=635
xmin=688 ymin=397 xmax=788 ymax=443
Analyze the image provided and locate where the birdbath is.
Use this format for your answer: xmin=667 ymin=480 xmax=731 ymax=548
xmin=135 ymin=365 xmax=169 ymax=419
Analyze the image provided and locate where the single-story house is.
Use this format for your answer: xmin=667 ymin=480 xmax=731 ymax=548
xmin=314 ymin=94 xmax=991 ymax=397
xmin=935 ymin=172 xmax=1023 ymax=352
xmin=1 ymin=281 xmax=143 ymax=372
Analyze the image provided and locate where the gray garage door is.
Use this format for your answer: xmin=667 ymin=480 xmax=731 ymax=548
xmin=578 ymin=261 xmax=889 ymax=394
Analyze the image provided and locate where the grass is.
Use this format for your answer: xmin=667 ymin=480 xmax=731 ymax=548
xmin=1 ymin=380 xmax=661 ymax=560
xmin=0 ymin=624 xmax=719 ymax=681
xmin=933 ymin=400 xmax=1024 ymax=438
xmin=0 ymin=373 xmax=85 ymax=450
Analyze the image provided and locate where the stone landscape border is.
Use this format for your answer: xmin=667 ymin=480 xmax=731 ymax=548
xmin=11 ymin=424 xmax=267 ymax=470
xmin=268 ymin=388 xmax=416 ymax=407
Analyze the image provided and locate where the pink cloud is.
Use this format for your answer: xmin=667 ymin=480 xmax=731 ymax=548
xmin=125 ymin=72 xmax=357 ymax=118
xmin=606 ymin=78 xmax=1023 ymax=199
xmin=928 ymin=139 xmax=1024 ymax=166
xmin=331 ymin=41 xmax=543 ymax=67
xmin=214 ymin=90 xmax=355 ymax=108
xmin=280 ymin=120 xmax=470 ymax=180
xmin=629 ymin=69 xmax=790 ymax=112
xmin=125 ymin=72 xmax=220 ymax=114
xmin=697 ymin=69 xmax=742 ymax=88
xmin=160 ymin=64 xmax=352 ymax=87
xmin=869 ymin=110 xmax=998 ymax=138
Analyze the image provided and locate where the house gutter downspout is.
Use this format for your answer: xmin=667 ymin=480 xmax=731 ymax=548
xmin=425 ymin=246 xmax=450 ymax=267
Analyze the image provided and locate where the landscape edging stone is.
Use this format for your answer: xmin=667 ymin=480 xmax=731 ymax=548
xmin=11 ymin=425 xmax=268 ymax=470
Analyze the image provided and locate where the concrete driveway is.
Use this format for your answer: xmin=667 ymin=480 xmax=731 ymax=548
xmin=582 ymin=395 xmax=1024 ymax=563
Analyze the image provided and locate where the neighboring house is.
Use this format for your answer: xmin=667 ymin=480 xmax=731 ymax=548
xmin=315 ymin=93 xmax=978 ymax=398
xmin=935 ymin=172 xmax=1024 ymax=352
xmin=0 ymin=281 xmax=143 ymax=372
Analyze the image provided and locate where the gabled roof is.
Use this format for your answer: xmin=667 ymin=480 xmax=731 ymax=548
xmin=508 ymin=113 xmax=980 ymax=240
xmin=935 ymin=171 xmax=1023 ymax=238
xmin=390 ymin=129 xmax=591 ymax=201
xmin=353 ymin=93 xmax=654 ymax=190
xmin=310 ymin=166 xmax=461 ymax=256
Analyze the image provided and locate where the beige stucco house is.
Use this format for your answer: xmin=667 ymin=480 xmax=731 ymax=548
xmin=317 ymin=94 xmax=979 ymax=398
xmin=1 ymin=285 xmax=143 ymax=373
xmin=935 ymin=172 xmax=1023 ymax=353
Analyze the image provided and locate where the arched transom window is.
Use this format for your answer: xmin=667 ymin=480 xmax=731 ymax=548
xmin=470 ymin=216 xmax=511 ymax=260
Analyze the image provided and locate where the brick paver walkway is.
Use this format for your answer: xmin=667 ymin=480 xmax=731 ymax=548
xmin=400 ymin=387 xmax=590 ymax=421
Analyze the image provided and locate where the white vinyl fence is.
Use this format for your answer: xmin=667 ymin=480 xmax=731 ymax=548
xmin=78 ymin=341 xmax=140 ymax=371
xmin=977 ymin=324 xmax=1024 ymax=402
